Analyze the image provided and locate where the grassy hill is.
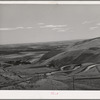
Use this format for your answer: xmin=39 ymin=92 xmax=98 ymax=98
xmin=38 ymin=37 xmax=100 ymax=69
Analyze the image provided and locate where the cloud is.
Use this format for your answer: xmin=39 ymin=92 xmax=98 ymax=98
xmin=89 ymin=26 xmax=98 ymax=30
xmin=39 ymin=24 xmax=68 ymax=33
xmin=0 ymin=27 xmax=20 ymax=31
xmin=38 ymin=23 xmax=69 ymax=32
xmin=52 ymin=27 xmax=71 ymax=33
xmin=52 ymin=27 xmax=72 ymax=33
xmin=82 ymin=21 xmax=92 ymax=24
xmin=0 ymin=28 xmax=13 ymax=31
xmin=38 ymin=23 xmax=45 ymax=25
xmin=0 ymin=27 xmax=33 ymax=31
xmin=16 ymin=27 xmax=24 ymax=29
xmin=57 ymin=29 xmax=66 ymax=32
xmin=97 ymin=23 xmax=100 ymax=26
xmin=40 ymin=24 xmax=67 ymax=28
xmin=89 ymin=22 xmax=100 ymax=30
xmin=52 ymin=28 xmax=61 ymax=30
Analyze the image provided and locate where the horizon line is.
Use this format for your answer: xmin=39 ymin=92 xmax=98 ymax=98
xmin=0 ymin=36 xmax=99 ymax=46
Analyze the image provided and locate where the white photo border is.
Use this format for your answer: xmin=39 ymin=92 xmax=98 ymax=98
xmin=0 ymin=1 xmax=100 ymax=99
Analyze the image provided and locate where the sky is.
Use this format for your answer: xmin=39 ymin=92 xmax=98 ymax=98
xmin=0 ymin=4 xmax=100 ymax=44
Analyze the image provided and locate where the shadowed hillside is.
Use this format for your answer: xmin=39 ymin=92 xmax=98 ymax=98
xmin=38 ymin=37 xmax=100 ymax=69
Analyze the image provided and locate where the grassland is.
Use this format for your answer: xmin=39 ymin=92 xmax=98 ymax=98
xmin=0 ymin=37 xmax=100 ymax=90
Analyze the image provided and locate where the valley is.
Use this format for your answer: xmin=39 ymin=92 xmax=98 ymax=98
xmin=0 ymin=37 xmax=100 ymax=90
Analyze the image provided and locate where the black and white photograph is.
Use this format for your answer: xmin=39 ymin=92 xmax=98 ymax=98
xmin=1 ymin=2 xmax=100 ymax=90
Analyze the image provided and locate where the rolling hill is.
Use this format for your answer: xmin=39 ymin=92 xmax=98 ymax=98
xmin=38 ymin=37 xmax=100 ymax=69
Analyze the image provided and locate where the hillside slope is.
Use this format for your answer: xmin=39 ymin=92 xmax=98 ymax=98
xmin=39 ymin=37 xmax=100 ymax=69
